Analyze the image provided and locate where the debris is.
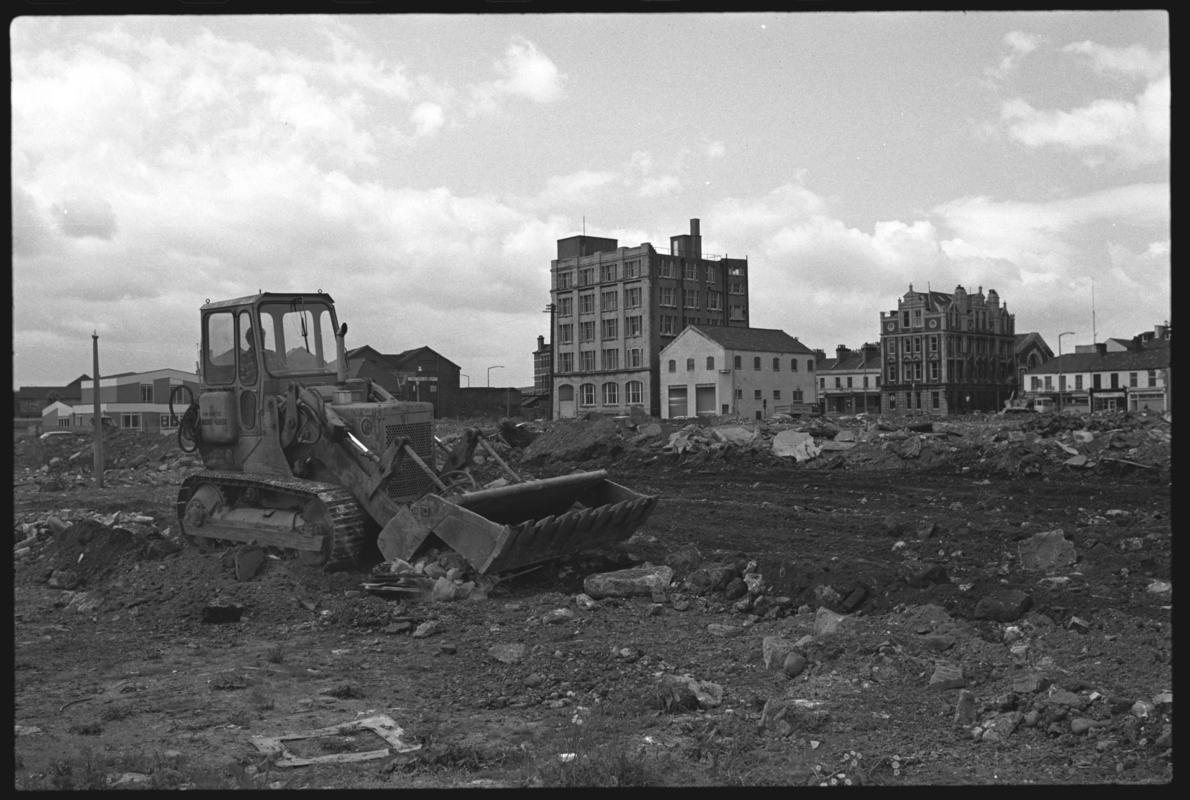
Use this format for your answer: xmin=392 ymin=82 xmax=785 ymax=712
xmin=250 ymin=714 xmax=420 ymax=767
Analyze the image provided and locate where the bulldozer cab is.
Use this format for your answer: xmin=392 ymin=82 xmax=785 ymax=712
xmin=201 ymin=293 xmax=341 ymax=390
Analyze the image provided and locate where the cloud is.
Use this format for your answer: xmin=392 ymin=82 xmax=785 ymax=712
xmin=493 ymin=37 xmax=566 ymax=102
xmin=984 ymin=30 xmax=1046 ymax=81
xmin=411 ymin=102 xmax=446 ymax=137
xmin=1062 ymin=40 xmax=1168 ymax=81
xmin=50 ymin=196 xmax=118 ymax=239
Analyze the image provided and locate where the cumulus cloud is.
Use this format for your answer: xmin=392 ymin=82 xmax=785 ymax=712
xmin=1062 ymin=40 xmax=1168 ymax=80
xmin=984 ymin=30 xmax=1046 ymax=81
xmin=411 ymin=102 xmax=446 ymax=137
xmin=493 ymin=37 xmax=566 ymax=102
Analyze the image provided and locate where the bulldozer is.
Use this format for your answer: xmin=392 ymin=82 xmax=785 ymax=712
xmin=172 ymin=291 xmax=658 ymax=574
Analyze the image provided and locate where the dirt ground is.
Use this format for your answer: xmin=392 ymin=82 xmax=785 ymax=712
xmin=11 ymin=411 xmax=1172 ymax=788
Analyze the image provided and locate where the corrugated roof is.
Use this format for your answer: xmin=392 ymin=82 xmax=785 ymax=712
xmin=688 ymin=325 xmax=816 ymax=354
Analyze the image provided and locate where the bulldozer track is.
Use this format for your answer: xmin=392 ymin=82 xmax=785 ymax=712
xmin=177 ymin=470 xmax=367 ymax=567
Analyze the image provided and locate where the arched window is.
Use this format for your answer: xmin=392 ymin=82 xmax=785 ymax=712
xmin=668 ymin=359 xmax=676 ymax=373
xmin=558 ymin=384 xmax=574 ymax=402
xmin=686 ymin=358 xmax=695 ymax=371
xmin=706 ymin=356 xmax=715 ymax=370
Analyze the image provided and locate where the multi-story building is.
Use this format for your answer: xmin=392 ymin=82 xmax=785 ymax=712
xmin=1024 ymin=324 xmax=1171 ymax=412
xmin=549 ymin=218 xmax=749 ymax=418
xmin=879 ymin=284 xmax=1016 ymax=415
xmin=659 ymin=325 xmax=817 ymax=420
xmin=815 ymin=343 xmax=882 ymax=415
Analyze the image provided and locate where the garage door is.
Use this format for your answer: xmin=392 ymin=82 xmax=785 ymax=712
xmin=695 ymin=384 xmax=716 ymax=415
xmin=667 ymin=386 xmax=688 ymax=419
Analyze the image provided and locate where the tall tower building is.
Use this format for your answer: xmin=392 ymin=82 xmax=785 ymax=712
xmin=549 ymin=219 xmax=749 ymax=418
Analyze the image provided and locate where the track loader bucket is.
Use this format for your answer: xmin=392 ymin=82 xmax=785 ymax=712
xmin=377 ymin=470 xmax=658 ymax=575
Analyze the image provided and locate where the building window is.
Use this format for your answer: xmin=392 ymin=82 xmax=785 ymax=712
xmin=1129 ymin=372 xmax=1138 ymax=388
xmin=929 ymin=362 xmax=939 ymax=380
xmin=557 ymin=271 xmax=573 ymax=290
xmin=914 ymin=363 xmax=923 ymax=381
xmin=847 ymin=376 xmax=853 ymax=388
xmin=626 ymin=316 xmax=642 ymax=337
xmin=558 ymin=352 xmax=574 ymax=372
xmin=580 ymin=351 xmax=595 ymax=371
xmin=932 ymin=391 xmax=940 ymax=408
xmin=819 ymin=378 xmax=826 ymax=390
xmin=602 ymin=349 xmax=619 ymax=370
xmin=791 ymin=359 xmax=798 ymax=371
xmin=658 ymin=259 xmax=674 ymax=278
xmin=1110 ymin=373 xmax=1119 ymax=389
xmin=729 ymin=280 xmax=745 ymax=295
xmin=627 ymin=380 xmax=643 ymax=404
xmin=580 ymin=383 xmax=595 ymax=406
xmin=930 ymin=336 xmax=938 ymax=351
xmin=625 ymin=260 xmax=641 ymax=279
xmin=601 ymin=319 xmax=618 ymax=340
xmin=660 ymin=287 xmax=676 ymax=307
xmin=139 ymin=384 xmax=154 ymax=402
xmin=628 ymin=348 xmax=643 ymax=368
xmin=601 ymin=290 xmax=618 ymax=311
xmin=1059 ymin=375 xmax=1067 ymax=391
xmin=708 ymin=291 xmax=722 ymax=310
xmin=602 ymin=382 xmax=619 ymax=405
xmin=753 ymin=356 xmax=761 ymax=370
xmin=625 ymin=287 xmax=642 ymax=308
xmin=1044 ymin=376 xmax=1053 ymax=390
xmin=754 ymin=389 xmax=762 ymax=400
xmin=579 ymin=267 xmax=595 ymax=286
xmin=160 ymin=414 xmax=179 ymax=429
xmin=601 ymin=264 xmax=617 ymax=283
xmin=729 ymin=305 xmax=745 ymax=321
xmin=706 ymin=356 xmax=714 ymax=370
xmin=668 ymin=359 xmax=677 ymax=373
xmin=902 ymin=310 xmax=910 ymax=326
xmin=807 ymin=361 xmax=814 ymax=372
xmin=1075 ymin=374 xmax=1083 ymax=390
xmin=685 ymin=357 xmax=694 ymax=371
xmin=733 ymin=355 xmax=742 ymax=369
xmin=579 ymin=293 xmax=595 ymax=314
xmin=834 ymin=377 xmax=841 ymax=389
xmin=1147 ymin=369 xmax=1156 ymax=386
xmin=706 ymin=265 xmax=717 ymax=283
xmin=684 ymin=289 xmax=700 ymax=308
xmin=773 ymin=389 xmax=782 ymax=400
xmin=557 ymin=296 xmax=573 ymax=317
xmin=684 ymin=262 xmax=698 ymax=280
xmin=736 ymin=388 xmax=743 ymax=399
xmin=122 ymin=413 xmax=141 ymax=429
xmin=580 ymin=321 xmax=595 ymax=342
xmin=660 ymin=316 xmax=676 ymax=335
xmin=559 ymin=324 xmax=574 ymax=345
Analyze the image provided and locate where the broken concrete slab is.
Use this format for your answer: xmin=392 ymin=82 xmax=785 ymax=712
xmin=251 ymin=714 xmax=420 ymax=767
xmin=711 ymin=425 xmax=759 ymax=446
xmin=771 ymin=430 xmax=821 ymax=462
xmin=583 ymin=563 xmax=674 ymax=599
xmin=1017 ymin=530 xmax=1076 ymax=572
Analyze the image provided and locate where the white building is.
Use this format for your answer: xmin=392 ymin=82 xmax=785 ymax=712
xmin=42 ymin=368 xmax=200 ymax=434
xmin=658 ymin=325 xmax=818 ymax=420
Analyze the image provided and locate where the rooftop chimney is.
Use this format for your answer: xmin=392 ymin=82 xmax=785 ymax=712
xmin=835 ymin=344 xmax=851 ymax=361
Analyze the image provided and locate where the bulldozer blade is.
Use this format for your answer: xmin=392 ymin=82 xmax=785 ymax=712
xmin=376 ymin=471 xmax=658 ymax=575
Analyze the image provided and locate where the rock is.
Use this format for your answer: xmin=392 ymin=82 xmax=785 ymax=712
xmin=1017 ymin=530 xmax=1076 ymax=572
xmin=201 ymin=599 xmax=244 ymax=624
xmin=233 ymin=545 xmax=265 ymax=582
xmin=813 ymin=607 xmax=847 ymax=636
xmin=1071 ymin=717 xmax=1102 ymax=735
xmin=981 ymin=711 xmax=1023 ymax=742
xmin=583 ymin=564 xmax=674 ymax=599
xmin=954 ymin=690 xmax=977 ymax=725
xmin=684 ymin=562 xmax=739 ymax=595
xmin=762 ymin=636 xmax=796 ymax=670
xmin=902 ymin=560 xmax=948 ymax=588
xmin=841 ymin=585 xmax=868 ymax=612
xmin=973 ymin=589 xmax=1033 ymax=622
xmin=488 ymin=643 xmax=526 ymax=664
xmin=574 ymin=593 xmax=597 ymax=610
xmin=928 ymin=663 xmax=966 ymax=689
xmin=898 ymin=437 xmax=923 ymax=458
xmin=723 ymin=577 xmax=748 ymax=601
xmin=1011 ymin=674 xmax=1052 ymax=694
xmin=664 ymin=544 xmax=703 ymax=575
xmin=48 ymin=569 xmax=81 ymax=590
xmin=920 ymin=634 xmax=955 ymax=652
xmin=771 ymin=430 xmax=821 ymax=461
xmin=657 ymin=674 xmax=722 ymax=711
xmin=759 ymin=699 xmax=830 ymax=736
xmin=711 ymin=425 xmax=759 ymax=446
xmin=1046 ymin=688 xmax=1088 ymax=710
xmin=782 ymin=651 xmax=808 ymax=678
xmin=541 ymin=608 xmax=575 ymax=625
xmin=412 ymin=620 xmax=443 ymax=638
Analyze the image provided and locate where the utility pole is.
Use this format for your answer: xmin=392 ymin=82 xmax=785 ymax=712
xmin=92 ymin=332 xmax=104 ymax=488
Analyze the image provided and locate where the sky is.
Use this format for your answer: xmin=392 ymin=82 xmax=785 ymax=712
xmin=11 ymin=10 xmax=1170 ymax=391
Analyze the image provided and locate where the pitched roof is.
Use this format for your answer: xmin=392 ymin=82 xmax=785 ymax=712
xmin=1030 ymin=341 xmax=1170 ymax=374
xmin=687 ymin=325 xmax=815 ymax=354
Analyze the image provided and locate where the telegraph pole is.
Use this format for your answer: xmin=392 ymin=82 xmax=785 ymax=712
xmin=92 ymin=332 xmax=104 ymax=488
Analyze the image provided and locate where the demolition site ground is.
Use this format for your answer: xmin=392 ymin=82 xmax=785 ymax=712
xmin=11 ymin=411 xmax=1172 ymax=788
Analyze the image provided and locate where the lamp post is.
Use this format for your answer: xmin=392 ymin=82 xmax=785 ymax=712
xmin=487 ymin=365 xmax=504 ymax=387
xmin=1057 ymin=331 xmax=1075 ymax=412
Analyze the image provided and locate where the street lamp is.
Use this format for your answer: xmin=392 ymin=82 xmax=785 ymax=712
xmin=1057 ymin=331 xmax=1075 ymax=412
xmin=487 ymin=365 xmax=504 ymax=387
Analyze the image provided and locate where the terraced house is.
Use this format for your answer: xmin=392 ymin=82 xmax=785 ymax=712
xmin=1024 ymin=324 xmax=1171 ymax=412
xmin=548 ymin=219 xmax=750 ymax=418
xmin=815 ymin=343 xmax=882 ymax=415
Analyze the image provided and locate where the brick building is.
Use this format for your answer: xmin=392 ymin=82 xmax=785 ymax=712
xmin=549 ymin=218 xmax=750 ymax=419
xmin=815 ymin=343 xmax=882 ymax=415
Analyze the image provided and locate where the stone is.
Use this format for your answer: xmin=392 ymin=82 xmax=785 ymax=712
xmin=902 ymin=560 xmax=948 ymax=588
xmin=583 ymin=564 xmax=675 ymax=599
xmin=541 ymin=608 xmax=575 ymax=625
xmin=920 ymin=634 xmax=955 ymax=652
xmin=1017 ymin=530 xmax=1076 ymax=572
xmin=759 ymin=698 xmax=830 ymax=736
xmin=657 ymin=674 xmax=722 ymax=711
xmin=683 ymin=563 xmax=739 ymax=595
xmin=928 ymin=663 xmax=966 ymax=689
xmin=813 ymin=607 xmax=847 ymax=636
xmin=954 ymin=689 xmax=977 ymax=725
xmin=724 ymin=577 xmax=748 ymax=601
xmin=488 ymin=643 xmax=526 ymax=664
xmin=973 ymin=589 xmax=1033 ymax=622
xmin=1011 ymin=674 xmax=1052 ymax=694
xmin=783 ymin=651 xmax=808 ymax=678
xmin=771 ymin=430 xmax=821 ymax=461
xmin=1046 ymin=688 xmax=1088 ymax=709
xmin=412 ymin=620 xmax=443 ymax=638
xmin=233 ymin=545 xmax=265 ymax=582
xmin=981 ymin=711 xmax=1023 ymax=742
